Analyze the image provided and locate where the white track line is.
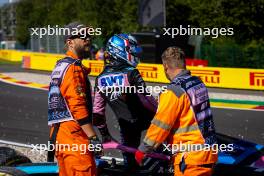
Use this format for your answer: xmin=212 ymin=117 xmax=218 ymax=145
xmin=0 ymin=139 xmax=36 ymax=148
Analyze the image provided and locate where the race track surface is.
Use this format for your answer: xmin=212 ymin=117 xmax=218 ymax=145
xmin=0 ymin=80 xmax=263 ymax=146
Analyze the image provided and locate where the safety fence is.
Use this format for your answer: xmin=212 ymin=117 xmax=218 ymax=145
xmin=30 ymin=33 xmax=65 ymax=54
xmin=0 ymin=49 xmax=264 ymax=90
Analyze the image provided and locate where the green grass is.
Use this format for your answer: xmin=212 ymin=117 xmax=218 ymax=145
xmin=0 ymin=59 xmax=22 ymax=65
xmin=210 ymin=98 xmax=264 ymax=105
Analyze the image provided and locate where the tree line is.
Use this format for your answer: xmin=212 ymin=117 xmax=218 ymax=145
xmin=15 ymin=0 xmax=264 ymax=67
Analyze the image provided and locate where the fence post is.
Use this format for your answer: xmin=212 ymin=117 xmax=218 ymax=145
xmin=46 ymin=34 xmax=50 ymax=53
xmin=56 ymin=35 xmax=59 ymax=53
xmin=30 ymin=35 xmax=33 ymax=51
xmin=38 ymin=36 xmax=41 ymax=52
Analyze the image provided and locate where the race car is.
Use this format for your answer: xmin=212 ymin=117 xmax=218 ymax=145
xmin=0 ymin=133 xmax=263 ymax=176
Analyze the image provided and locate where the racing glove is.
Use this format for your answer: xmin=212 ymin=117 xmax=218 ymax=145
xmin=93 ymin=113 xmax=114 ymax=143
xmin=88 ymin=135 xmax=103 ymax=156
xmin=98 ymin=125 xmax=114 ymax=143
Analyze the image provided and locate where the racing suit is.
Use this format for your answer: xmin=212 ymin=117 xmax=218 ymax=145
xmin=93 ymin=61 xmax=157 ymax=169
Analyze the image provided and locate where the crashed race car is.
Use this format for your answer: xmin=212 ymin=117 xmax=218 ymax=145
xmin=0 ymin=133 xmax=263 ymax=176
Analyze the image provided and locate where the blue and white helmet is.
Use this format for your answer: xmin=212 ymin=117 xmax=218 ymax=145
xmin=106 ymin=34 xmax=142 ymax=67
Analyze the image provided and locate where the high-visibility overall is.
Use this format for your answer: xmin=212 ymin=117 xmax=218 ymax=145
xmin=142 ymin=70 xmax=218 ymax=176
xmin=48 ymin=51 xmax=96 ymax=176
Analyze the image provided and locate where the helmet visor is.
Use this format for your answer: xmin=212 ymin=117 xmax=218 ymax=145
xmin=130 ymin=45 xmax=142 ymax=58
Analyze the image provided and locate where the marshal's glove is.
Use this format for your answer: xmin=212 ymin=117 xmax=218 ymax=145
xmin=135 ymin=150 xmax=146 ymax=166
xmin=88 ymin=135 xmax=103 ymax=156
xmin=135 ymin=142 xmax=154 ymax=166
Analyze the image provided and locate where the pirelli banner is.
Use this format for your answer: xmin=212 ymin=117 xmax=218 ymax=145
xmin=1 ymin=49 xmax=263 ymax=90
xmin=83 ymin=60 xmax=264 ymax=90
xmin=188 ymin=67 xmax=264 ymax=90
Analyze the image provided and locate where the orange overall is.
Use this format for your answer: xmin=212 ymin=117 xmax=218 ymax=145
xmin=50 ymin=51 xmax=96 ymax=176
xmin=142 ymin=71 xmax=218 ymax=176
